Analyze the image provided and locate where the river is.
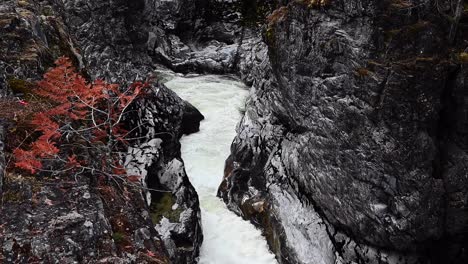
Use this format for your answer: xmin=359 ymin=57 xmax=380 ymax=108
xmin=165 ymin=74 xmax=277 ymax=264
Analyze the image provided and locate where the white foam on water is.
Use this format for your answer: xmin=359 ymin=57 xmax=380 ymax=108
xmin=165 ymin=75 xmax=277 ymax=264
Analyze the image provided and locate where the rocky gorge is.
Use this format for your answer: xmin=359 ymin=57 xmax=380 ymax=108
xmin=1 ymin=0 xmax=468 ymax=264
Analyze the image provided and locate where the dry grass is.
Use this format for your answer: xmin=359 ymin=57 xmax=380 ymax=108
xmin=267 ymin=6 xmax=289 ymax=27
xmin=390 ymin=0 xmax=413 ymax=9
xmin=458 ymin=52 xmax=468 ymax=63
xmin=296 ymin=0 xmax=331 ymax=8
xmin=0 ymin=97 xmax=49 ymax=123
xmin=355 ymin=68 xmax=372 ymax=77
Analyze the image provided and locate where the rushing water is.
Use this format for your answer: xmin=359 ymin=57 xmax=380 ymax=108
xmin=164 ymin=74 xmax=277 ymax=264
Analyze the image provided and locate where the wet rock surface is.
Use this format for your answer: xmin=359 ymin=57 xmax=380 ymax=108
xmin=1 ymin=0 xmax=204 ymax=263
xmin=146 ymin=0 xmax=277 ymax=75
xmin=219 ymin=1 xmax=468 ymax=264
xmin=125 ymin=85 xmax=204 ymax=263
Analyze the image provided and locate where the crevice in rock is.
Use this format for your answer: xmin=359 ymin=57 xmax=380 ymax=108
xmin=433 ymin=66 xmax=460 ymax=180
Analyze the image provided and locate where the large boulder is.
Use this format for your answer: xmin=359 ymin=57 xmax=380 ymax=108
xmin=125 ymin=84 xmax=204 ymax=263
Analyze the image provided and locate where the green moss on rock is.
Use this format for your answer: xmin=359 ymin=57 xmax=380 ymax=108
xmin=112 ymin=232 xmax=126 ymax=244
xmin=7 ymin=78 xmax=33 ymax=95
xmin=150 ymin=192 xmax=183 ymax=224
xmin=265 ymin=27 xmax=275 ymax=44
xmin=2 ymin=190 xmax=25 ymax=203
xmin=458 ymin=52 xmax=468 ymax=64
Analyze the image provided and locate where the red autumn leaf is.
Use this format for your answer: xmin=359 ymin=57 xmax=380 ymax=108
xmin=146 ymin=250 xmax=156 ymax=257
xmin=13 ymin=149 xmax=43 ymax=174
xmin=127 ymin=175 xmax=141 ymax=182
xmin=112 ymin=165 xmax=127 ymax=176
xmin=66 ymin=155 xmax=81 ymax=168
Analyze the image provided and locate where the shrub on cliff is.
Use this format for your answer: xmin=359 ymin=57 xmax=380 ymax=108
xmin=7 ymin=57 xmax=148 ymax=179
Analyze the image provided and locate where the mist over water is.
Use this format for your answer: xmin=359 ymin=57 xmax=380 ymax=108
xmin=165 ymin=75 xmax=277 ymax=264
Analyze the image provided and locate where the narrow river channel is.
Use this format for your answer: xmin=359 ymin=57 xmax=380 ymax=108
xmin=165 ymin=74 xmax=277 ymax=264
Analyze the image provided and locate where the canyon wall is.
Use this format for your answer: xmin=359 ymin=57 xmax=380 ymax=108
xmin=219 ymin=1 xmax=468 ymax=263
xmin=0 ymin=0 xmax=204 ymax=262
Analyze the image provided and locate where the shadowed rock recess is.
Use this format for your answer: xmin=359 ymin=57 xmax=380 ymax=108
xmin=1 ymin=0 xmax=468 ymax=263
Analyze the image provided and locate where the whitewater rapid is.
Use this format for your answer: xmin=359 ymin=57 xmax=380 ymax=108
xmin=164 ymin=74 xmax=277 ymax=264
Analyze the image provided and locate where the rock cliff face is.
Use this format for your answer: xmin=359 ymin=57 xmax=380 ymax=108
xmin=219 ymin=1 xmax=468 ymax=264
xmin=125 ymin=86 xmax=203 ymax=263
xmin=145 ymin=0 xmax=276 ymax=75
xmin=0 ymin=0 xmax=82 ymax=97
xmin=0 ymin=0 xmax=203 ymax=263
xmin=0 ymin=124 xmax=5 ymax=198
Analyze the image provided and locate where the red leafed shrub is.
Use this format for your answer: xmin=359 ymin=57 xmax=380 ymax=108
xmin=12 ymin=57 xmax=149 ymax=176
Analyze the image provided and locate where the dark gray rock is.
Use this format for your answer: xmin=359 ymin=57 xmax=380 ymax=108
xmin=0 ymin=172 xmax=170 ymax=263
xmin=0 ymin=0 xmax=82 ymax=97
xmin=125 ymin=84 xmax=204 ymax=263
xmin=1 ymin=0 xmax=204 ymax=263
xmin=219 ymin=1 xmax=468 ymax=263
xmin=182 ymin=102 xmax=205 ymax=135
xmin=146 ymin=0 xmax=277 ymax=75
xmin=0 ymin=123 xmax=5 ymax=198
